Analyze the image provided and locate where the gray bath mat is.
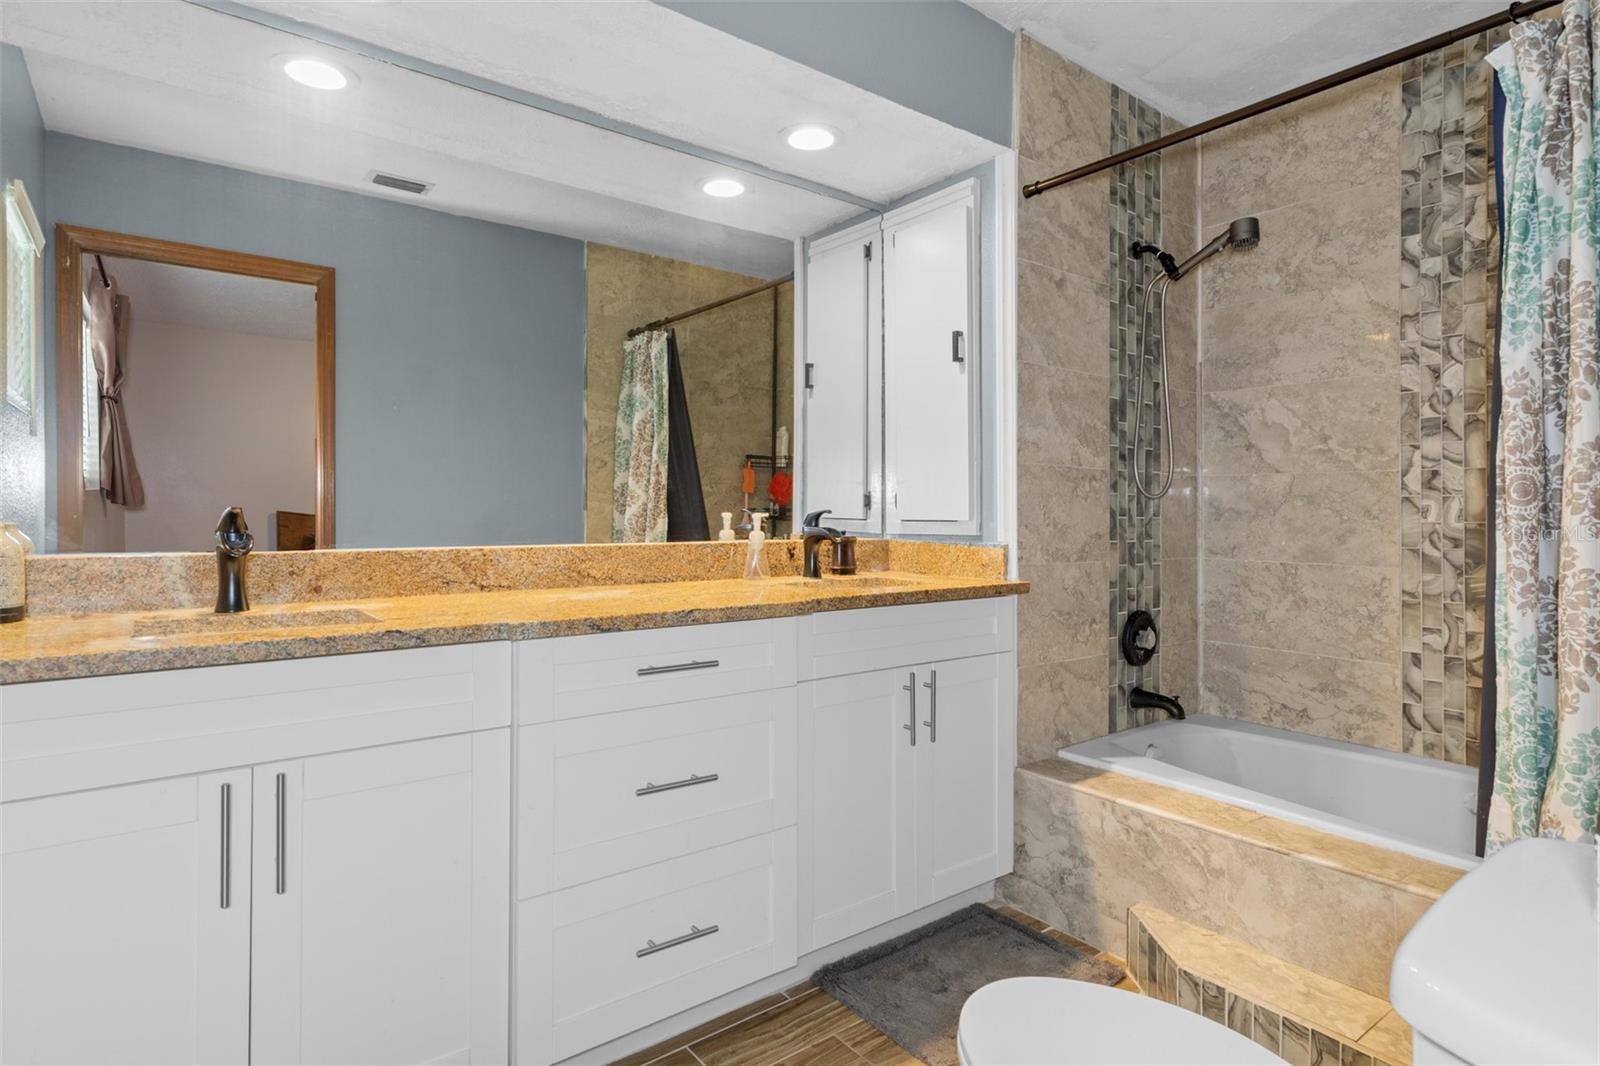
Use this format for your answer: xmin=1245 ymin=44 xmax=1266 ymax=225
xmin=812 ymin=904 xmax=1124 ymax=1066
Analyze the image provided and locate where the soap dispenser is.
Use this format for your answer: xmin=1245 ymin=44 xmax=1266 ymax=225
xmin=744 ymin=512 xmax=769 ymax=579
xmin=718 ymin=512 xmax=736 ymax=541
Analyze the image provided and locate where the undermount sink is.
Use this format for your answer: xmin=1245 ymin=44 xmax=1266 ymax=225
xmin=131 ymin=607 xmax=380 ymax=638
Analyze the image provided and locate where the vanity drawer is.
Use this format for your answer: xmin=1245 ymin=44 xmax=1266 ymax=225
xmin=0 ymin=643 xmax=512 ymax=802
xmin=514 ymin=618 xmax=797 ymax=723
xmin=519 ymin=688 xmax=795 ymax=895
xmin=797 ymin=596 xmax=1015 ymax=680
xmin=516 ymin=829 xmax=797 ymax=1064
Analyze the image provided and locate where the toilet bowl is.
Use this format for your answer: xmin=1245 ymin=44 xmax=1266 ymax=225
xmin=956 ymin=977 xmax=1281 ymax=1065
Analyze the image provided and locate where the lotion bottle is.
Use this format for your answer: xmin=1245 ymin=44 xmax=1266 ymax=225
xmin=718 ymin=512 xmax=736 ymax=541
xmin=744 ymin=513 xmax=769 ymax=579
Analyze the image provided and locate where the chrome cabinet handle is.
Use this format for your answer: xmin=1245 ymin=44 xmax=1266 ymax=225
xmin=922 ymin=669 xmax=938 ymax=743
xmin=952 ymin=330 xmax=965 ymax=363
xmin=637 ymin=772 xmax=719 ymax=797
xmin=219 ymin=783 xmax=232 ymax=910
xmin=637 ymin=923 xmax=720 ymax=958
xmin=274 ymin=772 xmax=287 ymax=896
xmin=636 ymin=659 xmax=720 ymax=677
xmin=902 ymin=671 xmax=917 ymax=747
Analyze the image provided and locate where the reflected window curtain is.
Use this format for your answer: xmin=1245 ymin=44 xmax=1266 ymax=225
xmin=84 ymin=265 xmax=144 ymax=508
xmin=1484 ymin=1 xmax=1599 ymax=847
xmin=664 ymin=329 xmax=709 ymax=541
xmin=611 ymin=329 xmax=670 ymax=542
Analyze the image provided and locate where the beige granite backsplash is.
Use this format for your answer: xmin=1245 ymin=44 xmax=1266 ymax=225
xmin=22 ymin=539 xmax=1007 ymax=616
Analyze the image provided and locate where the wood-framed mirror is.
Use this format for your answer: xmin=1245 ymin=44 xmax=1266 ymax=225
xmin=54 ymin=225 xmax=334 ymax=551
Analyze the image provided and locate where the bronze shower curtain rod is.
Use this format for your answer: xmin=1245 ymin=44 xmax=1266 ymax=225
xmin=1023 ymin=0 xmax=1564 ymax=198
xmin=627 ymin=274 xmax=793 ymax=338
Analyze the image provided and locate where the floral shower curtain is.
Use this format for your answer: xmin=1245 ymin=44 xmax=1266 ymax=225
xmin=1485 ymin=2 xmax=1600 ymax=846
xmin=611 ymin=329 xmax=669 ymax=542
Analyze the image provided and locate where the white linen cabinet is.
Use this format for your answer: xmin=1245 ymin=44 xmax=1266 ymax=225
xmin=0 ymin=644 xmax=512 ymax=1066
xmin=800 ymin=178 xmax=981 ymax=537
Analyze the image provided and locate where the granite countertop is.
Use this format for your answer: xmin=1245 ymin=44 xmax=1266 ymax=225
xmin=0 ymin=571 xmax=1028 ymax=684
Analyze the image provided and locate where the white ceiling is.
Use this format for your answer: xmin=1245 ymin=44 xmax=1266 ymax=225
xmin=966 ymin=1 xmax=1509 ymax=123
xmin=2 ymin=1 xmax=1001 ymax=278
xmin=103 ymin=257 xmax=316 ymax=341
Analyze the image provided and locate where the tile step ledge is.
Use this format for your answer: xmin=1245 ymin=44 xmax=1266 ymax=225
xmin=1129 ymin=903 xmax=1413 ymax=1066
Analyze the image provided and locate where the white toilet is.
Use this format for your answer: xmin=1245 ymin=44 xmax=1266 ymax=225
xmin=956 ymin=977 xmax=1281 ymax=1065
xmin=1391 ymin=837 xmax=1599 ymax=1065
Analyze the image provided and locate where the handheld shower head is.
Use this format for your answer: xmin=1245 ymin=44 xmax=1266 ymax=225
xmin=1169 ymin=216 xmax=1261 ymax=279
xmin=1228 ymin=216 xmax=1260 ymax=250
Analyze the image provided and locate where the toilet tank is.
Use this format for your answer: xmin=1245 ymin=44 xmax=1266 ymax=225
xmin=1391 ymin=837 xmax=1599 ymax=1065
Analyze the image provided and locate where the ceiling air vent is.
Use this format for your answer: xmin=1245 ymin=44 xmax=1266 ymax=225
xmin=368 ymin=171 xmax=433 ymax=196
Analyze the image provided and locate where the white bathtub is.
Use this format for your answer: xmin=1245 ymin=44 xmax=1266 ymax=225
xmin=1059 ymin=716 xmax=1480 ymax=870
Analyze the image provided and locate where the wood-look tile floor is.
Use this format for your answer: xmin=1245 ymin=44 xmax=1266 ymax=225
xmin=611 ymin=904 xmax=1138 ymax=1066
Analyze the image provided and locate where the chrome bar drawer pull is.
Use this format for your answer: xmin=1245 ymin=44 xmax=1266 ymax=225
xmin=274 ymin=771 xmax=287 ymax=896
xmin=637 ymin=923 xmax=720 ymax=958
xmin=902 ymin=671 xmax=917 ymax=747
xmin=636 ymin=772 xmax=720 ymax=797
xmin=636 ymin=658 xmax=720 ymax=677
xmin=922 ymin=669 xmax=938 ymax=743
xmin=219 ymin=783 xmax=232 ymax=910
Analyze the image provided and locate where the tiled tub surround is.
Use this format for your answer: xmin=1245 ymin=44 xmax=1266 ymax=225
xmin=1059 ymin=716 xmax=1478 ymax=868
xmin=1130 ymin=906 xmax=1415 ymax=1066
xmin=0 ymin=541 xmax=1017 ymax=683
xmin=999 ymin=759 xmax=1462 ymax=999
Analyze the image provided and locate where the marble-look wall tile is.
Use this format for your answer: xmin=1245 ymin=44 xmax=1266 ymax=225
xmin=1204 ymin=560 xmax=1399 ymax=663
xmin=1202 ymin=470 xmax=1400 ymax=567
xmin=1016 ymin=33 xmax=1112 ymax=170
xmin=1017 ymin=560 xmax=1111 ymax=666
xmin=1203 ymin=70 xmax=1401 ymax=220
xmin=1019 ymin=155 xmax=1111 ymax=282
xmin=1017 ymin=655 xmax=1109 ymax=762
xmin=1201 ymin=642 xmax=1403 ymax=749
xmin=1018 ymin=363 xmax=1107 ymax=469
xmin=1018 ymin=260 xmax=1110 ymax=377
xmin=1160 ymin=639 xmax=1199 ymax=707
xmin=1201 ymin=379 xmax=1399 ymax=475
xmin=1017 ymin=464 xmax=1107 ymax=567
xmin=1162 ymin=478 xmax=1198 ymax=561
xmin=1201 ymin=189 xmax=1400 ymax=393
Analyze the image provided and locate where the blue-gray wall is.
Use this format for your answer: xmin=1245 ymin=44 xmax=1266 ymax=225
xmin=660 ymin=1 xmax=1013 ymax=147
xmin=42 ymin=134 xmax=587 ymax=549
xmin=0 ymin=45 xmax=48 ymax=549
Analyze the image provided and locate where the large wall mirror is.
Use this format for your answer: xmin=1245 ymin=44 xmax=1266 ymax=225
xmin=0 ymin=1 xmax=1002 ymax=553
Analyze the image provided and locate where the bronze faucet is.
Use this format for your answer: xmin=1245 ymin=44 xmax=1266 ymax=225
xmin=214 ymin=506 xmax=253 ymax=613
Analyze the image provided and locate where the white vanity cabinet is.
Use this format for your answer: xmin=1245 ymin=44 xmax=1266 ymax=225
xmin=796 ymin=598 xmax=1015 ymax=953
xmin=0 ymin=643 xmax=512 ymax=1066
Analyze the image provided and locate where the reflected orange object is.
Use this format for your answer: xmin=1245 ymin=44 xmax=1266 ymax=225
xmin=768 ymin=470 xmax=792 ymax=505
xmin=742 ymin=461 xmax=756 ymax=494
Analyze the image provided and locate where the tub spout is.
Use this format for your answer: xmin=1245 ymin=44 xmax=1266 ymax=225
xmin=1130 ymin=687 xmax=1186 ymax=721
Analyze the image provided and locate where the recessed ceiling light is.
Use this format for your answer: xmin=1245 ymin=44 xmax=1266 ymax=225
xmin=701 ymin=178 xmax=746 ymax=198
xmin=784 ymin=125 xmax=837 ymax=151
xmin=283 ymin=57 xmax=351 ymax=91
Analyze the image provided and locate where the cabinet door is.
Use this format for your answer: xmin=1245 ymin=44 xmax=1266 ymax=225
xmin=917 ymin=654 xmax=1013 ymax=906
xmin=798 ymin=668 xmax=918 ymax=952
xmin=1 ymin=770 xmax=251 ymax=1065
xmin=801 ymin=219 xmax=882 ymax=532
xmin=250 ymin=731 xmax=510 ymax=1066
xmin=883 ymin=182 xmax=979 ymax=534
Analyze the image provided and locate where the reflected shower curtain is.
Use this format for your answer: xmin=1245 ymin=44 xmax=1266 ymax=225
xmin=1485 ymin=2 xmax=1600 ymax=846
xmin=611 ymin=329 xmax=669 ymax=542
xmin=663 ymin=329 xmax=710 ymax=541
